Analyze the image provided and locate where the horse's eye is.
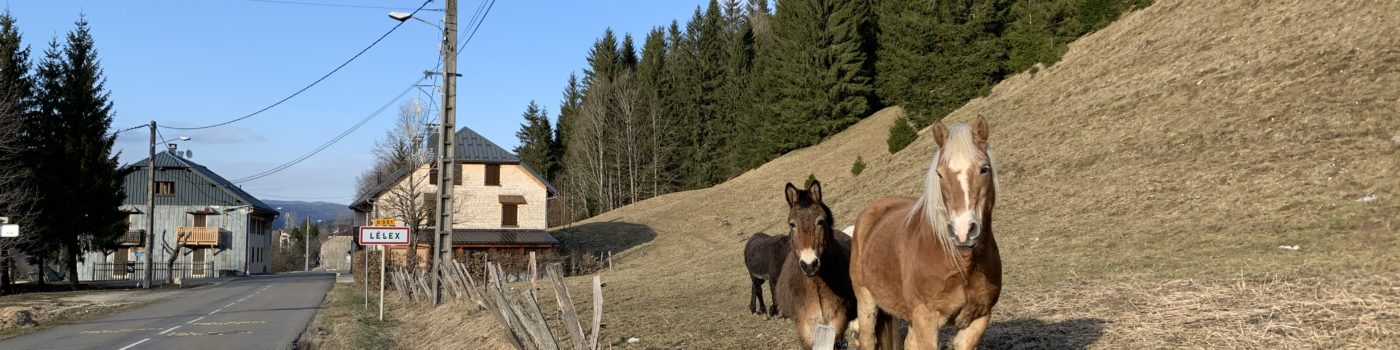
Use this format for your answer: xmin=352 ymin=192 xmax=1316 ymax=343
xmin=816 ymin=219 xmax=825 ymax=227
xmin=980 ymin=164 xmax=991 ymax=175
xmin=788 ymin=222 xmax=795 ymax=229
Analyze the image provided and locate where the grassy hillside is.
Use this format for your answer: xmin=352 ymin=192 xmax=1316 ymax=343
xmin=397 ymin=0 xmax=1400 ymax=348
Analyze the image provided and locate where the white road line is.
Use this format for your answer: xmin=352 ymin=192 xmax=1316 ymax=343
xmin=158 ymin=326 xmax=181 ymax=335
xmin=209 ymin=308 xmax=224 ymax=315
xmin=223 ymin=302 xmax=235 ymax=308
xmin=118 ymin=338 xmax=150 ymax=350
xmin=186 ymin=316 xmax=206 ymax=324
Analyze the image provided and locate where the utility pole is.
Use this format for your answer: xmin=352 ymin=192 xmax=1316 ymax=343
xmin=304 ymin=219 xmax=310 ymax=272
xmin=431 ymin=0 xmax=458 ymax=306
xmin=145 ymin=121 xmax=156 ymax=289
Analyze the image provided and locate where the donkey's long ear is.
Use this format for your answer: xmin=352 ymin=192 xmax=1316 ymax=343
xmin=784 ymin=183 xmax=799 ymax=207
xmin=972 ymin=115 xmax=990 ymax=146
xmin=931 ymin=121 xmax=950 ymax=148
xmin=808 ymin=180 xmax=823 ymax=204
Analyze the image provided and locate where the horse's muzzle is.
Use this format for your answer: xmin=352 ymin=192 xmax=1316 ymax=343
xmin=949 ymin=222 xmax=981 ymax=249
xmin=799 ymin=258 xmax=821 ymax=277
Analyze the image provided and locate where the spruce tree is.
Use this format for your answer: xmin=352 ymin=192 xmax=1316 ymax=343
xmin=764 ymin=0 xmax=878 ymax=153
xmin=583 ymin=29 xmax=621 ymax=87
xmin=877 ymin=0 xmax=1011 ymax=126
xmin=694 ymin=0 xmax=729 ymax=187
xmin=514 ymin=101 xmax=555 ymax=181
xmin=34 ymin=17 xmax=127 ymax=289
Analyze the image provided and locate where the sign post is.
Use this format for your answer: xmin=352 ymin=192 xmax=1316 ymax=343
xmin=360 ymin=225 xmax=409 ymax=321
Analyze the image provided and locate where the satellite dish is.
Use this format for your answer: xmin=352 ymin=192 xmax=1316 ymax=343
xmin=184 ymin=150 xmax=194 ymax=159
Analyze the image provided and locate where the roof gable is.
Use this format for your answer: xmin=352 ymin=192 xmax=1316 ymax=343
xmin=124 ymin=151 xmax=277 ymax=213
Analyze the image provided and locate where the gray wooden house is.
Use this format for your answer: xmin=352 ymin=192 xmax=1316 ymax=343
xmin=78 ymin=151 xmax=278 ymax=280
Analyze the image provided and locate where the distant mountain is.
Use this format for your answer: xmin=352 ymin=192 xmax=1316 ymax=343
xmin=264 ymin=200 xmax=352 ymax=231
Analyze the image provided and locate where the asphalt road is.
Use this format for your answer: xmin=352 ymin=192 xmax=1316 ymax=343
xmin=0 ymin=272 xmax=335 ymax=350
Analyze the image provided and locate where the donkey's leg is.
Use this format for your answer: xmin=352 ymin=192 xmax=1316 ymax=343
xmin=854 ymin=287 xmax=880 ymax=350
xmin=750 ymin=277 xmax=764 ymax=314
xmin=950 ymin=314 xmax=991 ymax=350
xmin=768 ymin=277 xmax=780 ymax=316
xmin=794 ymin=309 xmax=816 ymax=349
xmin=906 ymin=306 xmax=942 ymax=350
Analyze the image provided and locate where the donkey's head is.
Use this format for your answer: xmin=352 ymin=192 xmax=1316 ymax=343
xmin=924 ymin=115 xmax=996 ymax=249
xmin=786 ymin=180 xmax=833 ymax=277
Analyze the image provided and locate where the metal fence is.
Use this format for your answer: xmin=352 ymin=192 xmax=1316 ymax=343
xmin=89 ymin=261 xmax=218 ymax=282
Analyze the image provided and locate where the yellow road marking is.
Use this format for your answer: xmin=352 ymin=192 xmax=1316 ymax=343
xmin=80 ymin=328 xmax=159 ymax=334
xmin=193 ymin=321 xmax=267 ymax=326
xmin=167 ymin=330 xmax=253 ymax=337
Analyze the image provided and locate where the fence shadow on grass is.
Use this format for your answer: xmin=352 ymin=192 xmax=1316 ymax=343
xmin=968 ymin=317 xmax=1107 ymax=350
xmin=551 ymin=221 xmax=657 ymax=255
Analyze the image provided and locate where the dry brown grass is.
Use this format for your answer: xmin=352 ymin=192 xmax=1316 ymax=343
xmin=389 ymin=0 xmax=1400 ymax=348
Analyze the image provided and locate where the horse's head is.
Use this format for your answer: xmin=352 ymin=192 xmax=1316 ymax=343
xmin=785 ymin=180 xmax=832 ymax=277
xmin=924 ymin=115 xmax=996 ymax=249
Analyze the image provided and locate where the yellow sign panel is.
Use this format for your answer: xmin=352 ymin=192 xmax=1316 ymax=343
xmin=372 ymin=218 xmax=397 ymax=226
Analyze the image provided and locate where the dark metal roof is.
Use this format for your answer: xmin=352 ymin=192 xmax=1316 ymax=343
xmin=448 ymin=229 xmax=559 ymax=246
xmin=427 ymin=126 xmax=520 ymax=164
xmin=122 ymin=151 xmax=278 ymax=214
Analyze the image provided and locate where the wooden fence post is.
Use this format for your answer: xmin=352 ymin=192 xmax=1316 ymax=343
xmin=548 ymin=264 xmax=586 ymax=350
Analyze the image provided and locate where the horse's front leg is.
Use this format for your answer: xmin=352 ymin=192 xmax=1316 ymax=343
xmin=906 ymin=306 xmax=942 ymax=350
xmin=951 ymin=314 xmax=990 ymax=350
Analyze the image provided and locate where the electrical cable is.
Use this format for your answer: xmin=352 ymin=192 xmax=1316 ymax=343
xmin=161 ymin=0 xmax=434 ymax=131
xmin=229 ymin=77 xmax=424 ymax=184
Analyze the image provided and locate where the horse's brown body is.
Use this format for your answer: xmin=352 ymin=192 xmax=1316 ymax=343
xmin=851 ymin=197 xmax=1000 ymax=349
xmin=850 ymin=117 xmax=1002 ymax=349
xmin=772 ymin=181 xmax=856 ymax=349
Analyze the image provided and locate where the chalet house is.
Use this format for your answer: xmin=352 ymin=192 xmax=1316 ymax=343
xmin=78 ymin=151 xmax=278 ymax=280
xmin=350 ymin=127 xmax=559 ymax=260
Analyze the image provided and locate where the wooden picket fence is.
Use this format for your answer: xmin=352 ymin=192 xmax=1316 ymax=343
xmin=388 ymin=254 xmax=604 ymax=350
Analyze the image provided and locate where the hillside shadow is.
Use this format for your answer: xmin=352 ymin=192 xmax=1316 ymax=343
xmin=551 ymin=221 xmax=657 ymax=254
xmin=953 ymin=318 xmax=1107 ymax=349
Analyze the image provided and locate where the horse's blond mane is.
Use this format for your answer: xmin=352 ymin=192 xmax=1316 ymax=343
xmin=905 ymin=124 xmax=996 ymax=270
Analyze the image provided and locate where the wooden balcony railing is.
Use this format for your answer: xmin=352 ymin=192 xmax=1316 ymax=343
xmin=177 ymin=226 xmax=221 ymax=247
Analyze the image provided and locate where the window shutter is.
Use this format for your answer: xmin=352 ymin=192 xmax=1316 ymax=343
xmin=485 ymin=164 xmax=501 ymax=186
xmin=454 ymin=163 xmax=463 ymax=186
xmin=501 ymin=203 xmax=518 ymax=227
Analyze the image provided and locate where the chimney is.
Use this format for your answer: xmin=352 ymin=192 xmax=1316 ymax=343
xmin=167 ymin=143 xmax=179 ymax=156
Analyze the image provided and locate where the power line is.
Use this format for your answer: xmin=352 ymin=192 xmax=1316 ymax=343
xmin=108 ymin=124 xmax=146 ymax=137
xmin=229 ymin=78 xmax=423 ymax=184
xmin=162 ymin=0 xmax=434 ymax=131
xmin=459 ymin=0 xmax=496 ymax=52
xmin=245 ymin=0 xmax=441 ymax=11
xmin=248 ymin=191 xmax=356 ymax=201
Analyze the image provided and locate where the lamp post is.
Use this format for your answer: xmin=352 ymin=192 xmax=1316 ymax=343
xmin=145 ymin=122 xmax=190 ymax=289
xmin=305 ymin=219 xmax=322 ymax=272
xmin=389 ymin=0 xmax=457 ymax=306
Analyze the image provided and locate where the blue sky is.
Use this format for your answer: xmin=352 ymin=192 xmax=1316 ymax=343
xmin=9 ymin=0 xmax=708 ymax=203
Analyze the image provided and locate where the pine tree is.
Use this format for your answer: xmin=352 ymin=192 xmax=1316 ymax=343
xmin=513 ymin=101 xmax=555 ymax=181
xmin=32 ymin=17 xmax=128 ymax=289
xmin=635 ymin=27 xmax=672 ymax=197
xmin=619 ymin=34 xmax=638 ymax=70
xmin=763 ymin=0 xmax=879 ymax=154
xmin=0 ymin=10 xmax=36 ymax=293
xmin=877 ymin=0 xmax=1011 ymax=127
xmin=583 ymin=29 xmax=621 ymax=87
xmin=694 ymin=0 xmax=730 ymax=187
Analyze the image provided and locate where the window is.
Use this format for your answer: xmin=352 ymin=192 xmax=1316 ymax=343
xmin=155 ymin=181 xmax=175 ymax=196
xmin=193 ymin=214 xmax=206 ymax=227
xmin=485 ymin=164 xmax=501 ymax=186
xmin=501 ymin=203 xmax=518 ymax=227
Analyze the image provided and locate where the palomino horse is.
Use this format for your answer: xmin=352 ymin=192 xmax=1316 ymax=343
xmin=744 ymin=231 xmax=789 ymax=317
xmin=850 ymin=116 xmax=1002 ymax=349
xmin=775 ymin=180 xmax=856 ymax=349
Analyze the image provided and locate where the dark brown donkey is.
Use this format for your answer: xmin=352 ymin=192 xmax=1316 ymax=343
xmin=850 ymin=116 xmax=1002 ymax=349
xmin=743 ymin=232 xmax=789 ymax=316
xmin=775 ymin=180 xmax=855 ymax=349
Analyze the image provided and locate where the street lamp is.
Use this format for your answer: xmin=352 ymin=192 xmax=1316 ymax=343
xmin=144 ymin=130 xmax=191 ymax=289
xmin=305 ymin=219 xmax=322 ymax=271
xmin=391 ymin=0 xmax=458 ymax=306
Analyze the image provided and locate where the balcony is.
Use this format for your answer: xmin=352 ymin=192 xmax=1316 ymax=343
xmin=120 ymin=230 xmax=145 ymax=246
xmin=177 ymin=226 xmax=222 ymax=247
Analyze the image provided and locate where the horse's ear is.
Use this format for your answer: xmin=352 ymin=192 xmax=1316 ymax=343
xmin=784 ymin=183 xmax=799 ymax=207
xmin=972 ymin=115 xmax=990 ymax=146
xmin=931 ymin=121 xmax=949 ymax=148
xmin=808 ymin=180 xmax=823 ymax=204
